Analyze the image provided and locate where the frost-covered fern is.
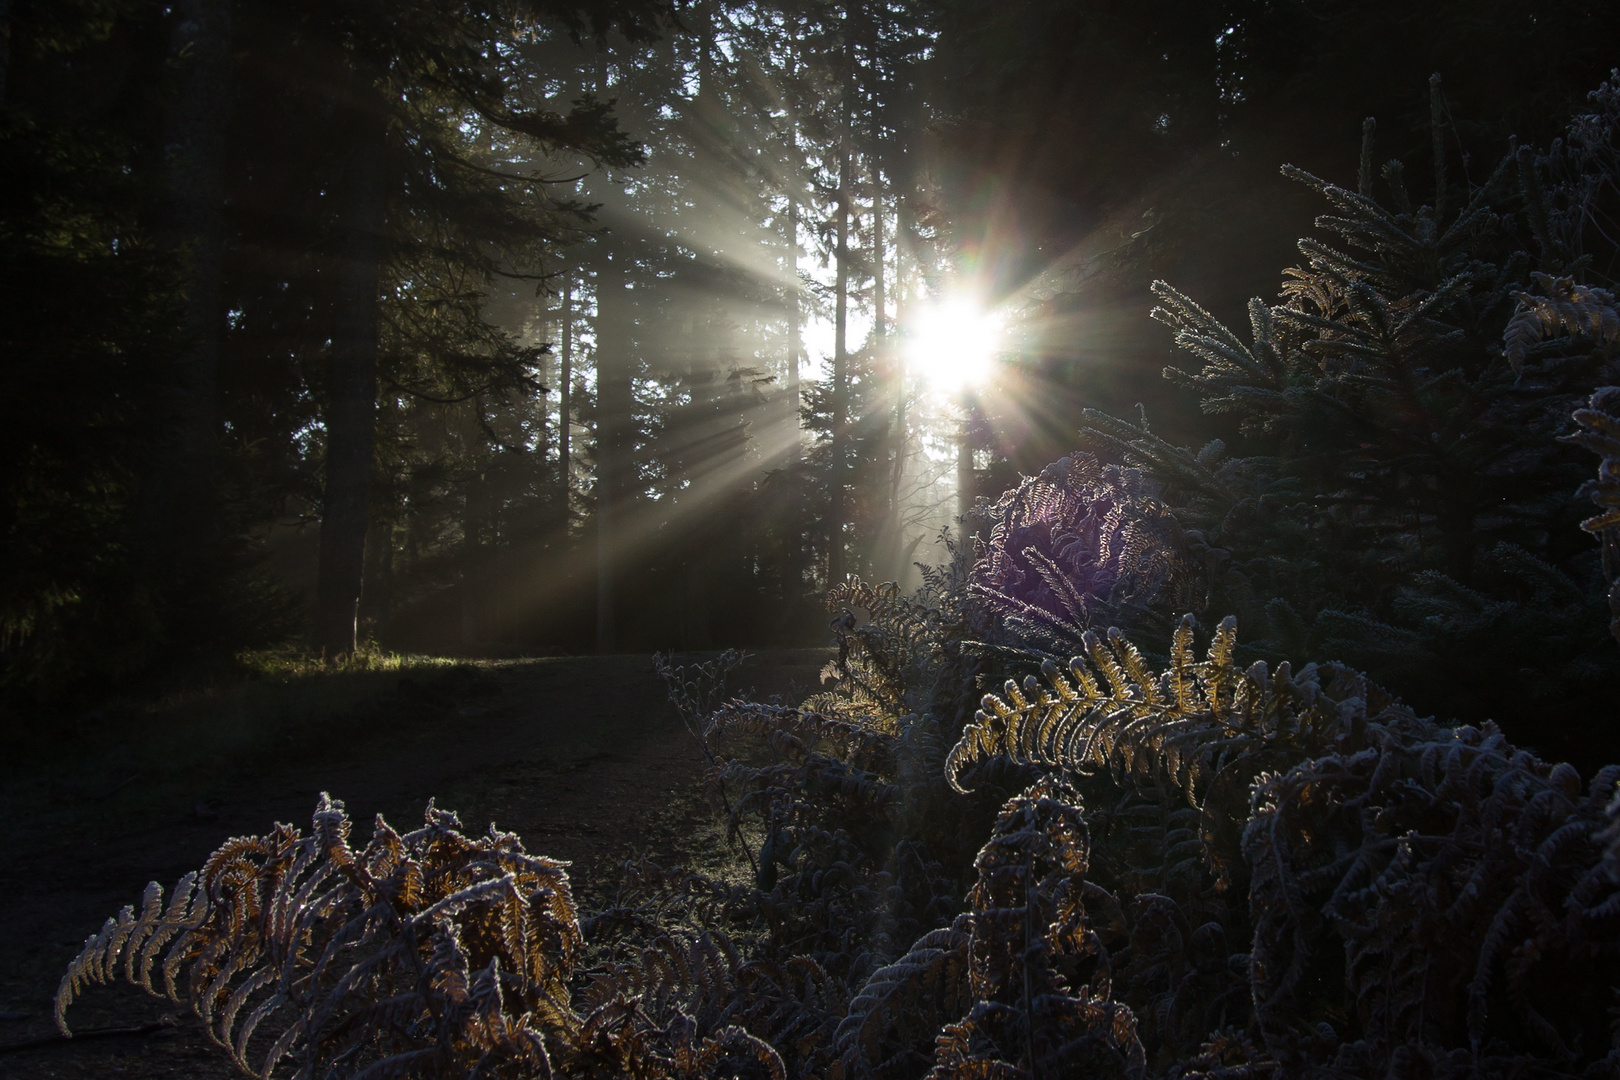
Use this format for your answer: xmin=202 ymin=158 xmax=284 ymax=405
xmin=1505 ymin=272 xmax=1619 ymax=372
xmin=58 ymin=613 xmax=1620 ymax=1080
xmin=969 ymin=453 xmax=1199 ymax=658
xmin=57 ymin=796 xmax=791 ymax=1080
xmin=928 ymin=778 xmax=1146 ymax=1080
xmin=1564 ymin=386 xmax=1620 ymax=646
xmin=1247 ymin=725 xmax=1620 ymax=1074
xmin=58 ymin=795 xmax=582 ymax=1079
xmin=830 ymin=919 xmax=972 ymax=1080
xmin=946 ymin=615 xmax=1399 ymax=816
xmin=952 ymin=617 xmax=1620 ymax=1077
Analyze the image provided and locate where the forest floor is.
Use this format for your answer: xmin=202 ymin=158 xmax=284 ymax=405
xmin=0 ymin=649 xmax=827 ymax=1079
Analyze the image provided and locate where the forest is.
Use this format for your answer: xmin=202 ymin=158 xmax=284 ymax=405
xmin=6 ymin=0 xmax=1620 ymax=1077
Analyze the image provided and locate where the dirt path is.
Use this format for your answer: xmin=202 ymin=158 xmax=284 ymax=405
xmin=0 ymin=651 xmax=823 ymax=1078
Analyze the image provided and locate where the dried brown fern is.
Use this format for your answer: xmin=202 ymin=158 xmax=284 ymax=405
xmin=949 ymin=614 xmax=1620 ymax=1076
xmin=709 ymin=702 xmax=900 ymax=777
xmin=1504 ymin=271 xmax=1620 ymax=373
xmin=815 ymin=580 xmax=949 ymax=725
xmin=55 ymin=797 xmax=801 ymax=1080
xmin=968 ymin=452 xmax=1201 ymax=659
xmin=584 ymin=856 xmax=760 ymax=942
xmin=946 ymin=615 xmax=1403 ymax=849
xmin=655 ymin=649 xmax=749 ymax=750
xmin=579 ymin=928 xmax=838 ymax=1078
xmin=57 ymin=795 xmax=580 ymax=1079
xmin=699 ymin=699 xmax=959 ymax=980
xmin=569 ymin=993 xmax=787 ymax=1080
xmin=926 ymin=778 xmax=1146 ymax=1080
xmin=655 ymin=648 xmax=763 ymax=879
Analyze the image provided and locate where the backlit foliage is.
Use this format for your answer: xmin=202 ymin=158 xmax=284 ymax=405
xmin=930 ymin=778 xmax=1147 ymax=1080
xmin=1075 ymin=76 xmax=1620 ymax=757
xmin=1506 ymin=272 xmax=1619 ymax=373
xmin=954 ymin=617 xmax=1620 ymax=1075
xmin=814 ymin=580 xmax=957 ymax=724
xmin=946 ymin=614 xmax=1391 ymax=810
xmin=969 ymin=453 xmax=1201 ymax=658
xmin=1247 ymin=722 xmax=1620 ymax=1074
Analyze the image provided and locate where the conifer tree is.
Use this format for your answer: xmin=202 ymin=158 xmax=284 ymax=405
xmin=219 ymin=0 xmax=670 ymax=657
xmin=1079 ymin=78 xmax=1620 ymax=763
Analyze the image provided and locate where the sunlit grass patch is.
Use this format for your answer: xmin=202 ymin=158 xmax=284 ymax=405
xmin=235 ymin=640 xmax=457 ymax=679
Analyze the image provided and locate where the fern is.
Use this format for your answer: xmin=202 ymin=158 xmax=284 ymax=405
xmin=1246 ymin=725 xmax=1620 ymax=1074
xmin=831 ymin=919 xmax=973 ymax=1080
xmin=946 ymin=615 xmax=1396 ymax=823
xmin=579 ymin=928 xmax=836 ymax=1077
xmin=655 ymin=648 xmax=750 ymax=753
xmin=1504 ymin=272 xmax=1620 ymax=373
xmin=58 ymin=795 xmax=581 ymax=1079
xmin=1564 ymin=386 xmax=1620 ymax=647
xmin=927 ymin=778 xmax=1146 ymax=1080
xmin=584 ymin=856 xmax=759 ymax=940
xmin=969 ymin=453 xmax=1201 ymax=658
xmin=950 ymin=614 xmax=1620 ymax=1077
xmin=54 ymin=796 xmax=801 ymax=1080
xmin=815 ymin=580 xmax=948 ymax=725
xmin=58 ymin=613 xmax=1620 ymax=1080
xmin=710 ymin=701 xmax=901 ymax=777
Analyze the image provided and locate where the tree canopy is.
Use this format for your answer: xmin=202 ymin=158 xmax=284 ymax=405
xmin=4 ymin=0 xmax=1619 ymax=737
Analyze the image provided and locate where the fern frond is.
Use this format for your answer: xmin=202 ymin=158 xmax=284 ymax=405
xmin=946 ymin=617 xmax=1372 ymax=816
xmin=1505 ymin=272 xmax=1619 ymax=372
xmin=1245 ymin=723 xmax=1620 ymax=1073
xmin=709 ymin=702 xmax=900 ymax=775
xmin=928 ymin=779 xmax=1146 ymax=1079
xmin=57 ymin=795 xmax=583 ymax=1079
xmin=834 ymin=918 xmax=973 ymax=1080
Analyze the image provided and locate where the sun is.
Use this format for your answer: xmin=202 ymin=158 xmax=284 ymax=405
xmin=904 ymin=299 xmax=1003 ymax=391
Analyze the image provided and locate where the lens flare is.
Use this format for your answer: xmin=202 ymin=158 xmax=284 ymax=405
xmin=905 ymin=300 xmax=1003 ymax=391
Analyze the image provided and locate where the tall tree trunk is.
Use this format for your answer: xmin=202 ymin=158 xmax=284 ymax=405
xmin=872 ymin=185 xmax=885 ymax=343
xmin=163 ymin=0 xmax=230 ymax=449
xmin=558 ymin=273 xmax=573 ymax=520
xmin=887 ymin=198 xmax=910 ymax=581
xmin=595 ymin=249 xmax=632 ymax=653
xmin=829 ymin=147 xmax=850 ymax=588
xmin=871 ymin=179 xmax=899 ymax=579
xmin=829 ymin=57 xmax=852 ymax=589
xmin=785 ymin=120 xmax=802 ymax=464
xmin=315 ymin=105 xmax=385 ymax=657
xmin=679 ymin=351 xmax=718 ymax=651
xmin=697 ymin=0 xmax=714 ymax=93
xmin=139 ymin=0 xmax=231 ymax=569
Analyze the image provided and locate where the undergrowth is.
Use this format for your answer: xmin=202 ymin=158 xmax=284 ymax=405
xmin=57 ymin=606 xmax=1620 ymax=1078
